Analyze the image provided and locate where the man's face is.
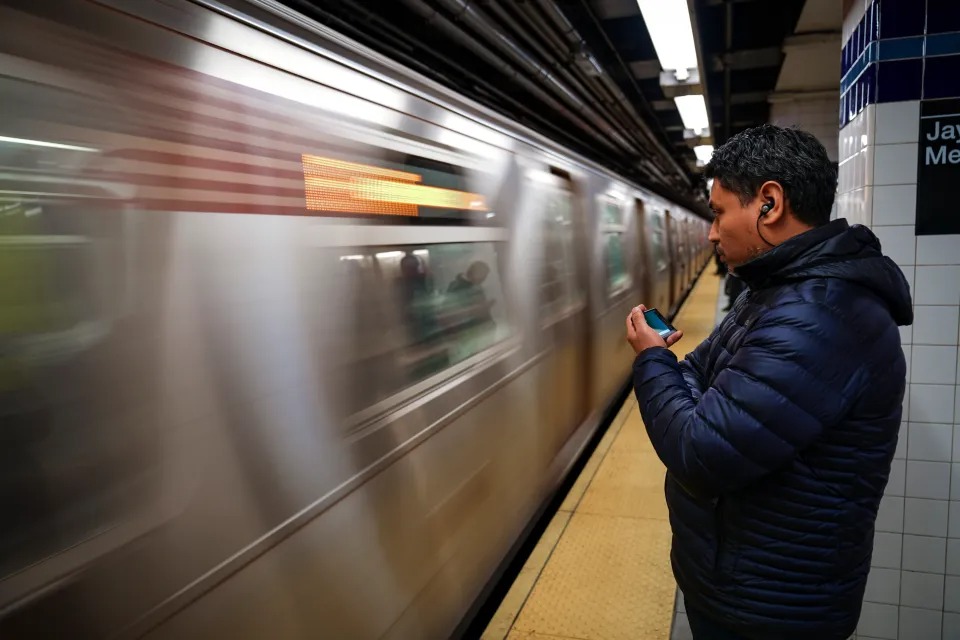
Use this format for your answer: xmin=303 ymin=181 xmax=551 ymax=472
xmin=708 ymin=180 xmax=765 ymax=270
xmin=467 ymin=263 xmax=489 ymax=284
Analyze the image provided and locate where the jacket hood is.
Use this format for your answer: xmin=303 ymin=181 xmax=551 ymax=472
xmin=734 ymin=218 xmax=914 ymax=326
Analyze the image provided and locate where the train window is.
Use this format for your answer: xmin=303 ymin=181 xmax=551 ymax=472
xmin=601 ymin=201 xmax=622 ymax=225
xmin=539 ymin=187 xmax=581 ymax=316
xmin=335 ymin=241 xmax=511 ymax=417
xmin=648 ymin=213 xmax=669 ymax=274
xmin=599 ymin=201 xmax=631 ymax=300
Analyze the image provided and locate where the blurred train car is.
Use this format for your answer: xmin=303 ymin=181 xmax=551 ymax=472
xmin=0 ymin=0 xmax=712 ymax=637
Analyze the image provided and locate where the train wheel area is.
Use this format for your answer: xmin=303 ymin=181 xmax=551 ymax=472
xmin=478 ymin=268 xmax=725 ymax=640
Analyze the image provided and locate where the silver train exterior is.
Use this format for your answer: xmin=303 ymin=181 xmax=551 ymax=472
xmin=0 ymin=0 xmax=712 ymax=637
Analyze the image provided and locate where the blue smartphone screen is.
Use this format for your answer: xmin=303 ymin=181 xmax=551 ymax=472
xmin=643 ymin=309 xmax=674 ymax=337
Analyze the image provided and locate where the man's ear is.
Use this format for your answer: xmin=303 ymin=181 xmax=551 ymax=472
xmin=758 ymin=181 xmax=786 ymax=224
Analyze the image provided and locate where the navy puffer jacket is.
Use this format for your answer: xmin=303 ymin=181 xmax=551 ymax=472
xmin=632 ymin=219 xmax=913 ymax=640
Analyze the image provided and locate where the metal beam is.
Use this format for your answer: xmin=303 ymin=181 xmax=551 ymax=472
xmin=768 ymin=88 xmax=840 ymax=103
xmin=672 ymin=119 xmax=756 ymax=137
xmin=659 ymin=68 xmax=702 ymax=98
xmin=591 ymin=0 xmax=640 ymax=20
xmin=628 ymin=59 xmax=662 ymax=80
xmin=670 ymin=118 xmax=754 ymax=134
xmin=709 ymin=47 xmax=783 ymax=72
xmin=783 ymin=31 xmax=842 ymax=49
xmin=709 ymin=90 xmax=769 ymax=105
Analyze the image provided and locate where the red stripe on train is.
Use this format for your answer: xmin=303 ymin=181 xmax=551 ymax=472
xmin=86 ymin=170 xmax=305 ymax=198
xmin=102 ymin=149 xmax=305 ymax=181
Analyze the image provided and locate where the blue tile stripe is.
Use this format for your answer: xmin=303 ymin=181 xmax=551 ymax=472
xmin=877 ymin=36 xmax=924 ymax=61
xmin=842 ymin=33 xmax=960 ymax=92
xmin=840 ymin=1 xmax=960 ymax=128
xmin=926 ymin=32 xmax=960 ymax=57
xmin=844 ymin=33 xmax=960 ymax=69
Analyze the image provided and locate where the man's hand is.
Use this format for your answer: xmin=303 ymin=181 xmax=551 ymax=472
xmin=626 ymin=305 xmax=684 ymax=354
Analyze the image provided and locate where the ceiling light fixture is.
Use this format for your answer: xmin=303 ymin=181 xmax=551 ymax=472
xmin=674 ymin=94 xmax=710 ymax=134
xmin=636 ymin=0 xmax=698 ymax=81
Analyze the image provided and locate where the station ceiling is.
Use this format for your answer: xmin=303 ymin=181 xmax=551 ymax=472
xmin=584 ymin=0 xmax=806 ymax=144
xmin=282 ymin=0 xmax=822 ymax=210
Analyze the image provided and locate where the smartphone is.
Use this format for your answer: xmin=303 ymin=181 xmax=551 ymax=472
xmin=642 ymin=308 xmax=677 ymax=340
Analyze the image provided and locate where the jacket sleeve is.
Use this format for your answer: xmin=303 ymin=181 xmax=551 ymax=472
xmin=678 ymin=330 xmax=713 ymax=402
xmin=632 ymin=301 xmax=867 ymax=497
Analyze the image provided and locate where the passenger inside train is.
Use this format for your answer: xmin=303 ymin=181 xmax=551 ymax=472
xmin=396 ymin=252 xmax=448 ymax=380
xmin=445 ymin=260 xmax=495 ymax=330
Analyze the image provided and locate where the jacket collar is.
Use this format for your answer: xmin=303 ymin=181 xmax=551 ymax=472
xmin=733 ymin=218 xmax=849 ymax=289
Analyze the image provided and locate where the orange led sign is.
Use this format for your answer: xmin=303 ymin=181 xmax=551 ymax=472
xmin=302 ymin=154 xmax=487 ymax=216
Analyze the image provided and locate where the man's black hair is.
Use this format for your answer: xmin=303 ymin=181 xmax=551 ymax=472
xmin=704 ymin=124 xmax=838 ymax=227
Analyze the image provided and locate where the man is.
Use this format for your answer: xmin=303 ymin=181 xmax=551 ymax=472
xmin=625 ymin=125 xmax=913 ymax=640
xmin=447 ymin=260 xmax=491 ymax=297
xmin=446 ymin=261 xmax=495 ymax=330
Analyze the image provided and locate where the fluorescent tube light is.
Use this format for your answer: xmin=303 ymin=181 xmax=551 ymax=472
xmin=636 ymin=0 xmax=699 ymax=81
xmin=674 ymin=94 xmax=710 ymax=133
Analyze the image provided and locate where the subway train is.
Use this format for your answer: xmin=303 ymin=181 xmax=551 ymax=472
xmin=0 ymin=0 xmax=712 ymax=637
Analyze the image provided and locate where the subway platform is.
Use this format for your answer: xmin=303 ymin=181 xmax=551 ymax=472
xmin=481 ymin=270 xmax=726 ymax=640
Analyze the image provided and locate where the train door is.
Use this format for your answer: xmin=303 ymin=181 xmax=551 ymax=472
xmin=633 ymin=198 xmax=651 ymax=305
xmin=645 ymin=209 xmax=670 ymax=313
xmin=534 ymin=169 xmax=590 ymax=455
xmin=589 ymin=192 xmax=640 ymax=409
xmin=664 ymin=210 xmax=678 ymax=312
xmin=677 ymin=216 xmax=688 ymax=287
xmin=687 ymin=219 xmax=696 ymax=282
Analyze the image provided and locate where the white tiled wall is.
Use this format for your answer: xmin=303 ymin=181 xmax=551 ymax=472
xmin=840 ymin=96 xmax=960 ymax=639
xmin=770 ymin=97 xmax=840 ymax=162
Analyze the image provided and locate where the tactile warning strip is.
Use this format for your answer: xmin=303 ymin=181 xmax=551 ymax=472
xmin=511 ymin=511 xmax=674 ymax=640
xmin=483 ymin=269 xmax=723 ymax=640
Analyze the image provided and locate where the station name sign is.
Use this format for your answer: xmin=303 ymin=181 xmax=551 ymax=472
xmin=917 ymin=98 xmax=960 ymax=235
xmin=925 ymin=122 xmax=960 ymax=164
